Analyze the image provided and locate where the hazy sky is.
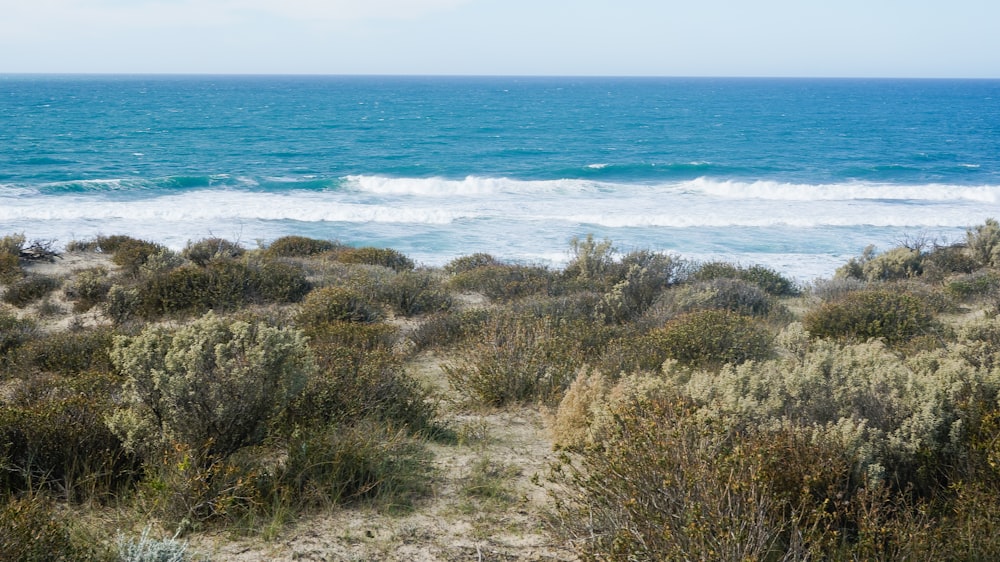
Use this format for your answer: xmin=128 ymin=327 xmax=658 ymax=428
xmin=1 ymin=0 xmax=997 ymax=77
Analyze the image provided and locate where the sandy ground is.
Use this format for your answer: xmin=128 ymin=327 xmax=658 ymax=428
xmin=188 ymin=355 xmax=577 ymax=561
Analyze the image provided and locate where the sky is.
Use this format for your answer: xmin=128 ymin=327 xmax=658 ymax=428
xmin=0 ymin=0 xmax=998 ymax=77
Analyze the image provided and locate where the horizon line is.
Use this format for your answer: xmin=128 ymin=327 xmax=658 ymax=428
xmin=2 ymin=72 xmax=999 ymax=81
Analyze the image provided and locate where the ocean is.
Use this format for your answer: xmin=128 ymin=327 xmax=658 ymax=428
xmin=2 ymin=75 xmax=999 ymax=281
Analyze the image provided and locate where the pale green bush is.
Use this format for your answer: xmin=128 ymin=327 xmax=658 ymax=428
xmin=674 ymin=328 xmax=1000 ymax=487
xmin=109 ymin=311 xmax=315 ymax=457
xmin=861 ymin=246 xmax=923 ymax=281
xmin=594 ymin=251 xmax=678 ymax=323
xmin=967 ymin=218 xmax=1000 ymax=268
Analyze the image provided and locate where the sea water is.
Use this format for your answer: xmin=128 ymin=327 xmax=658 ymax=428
xmin=2 ymin=75 xmax=999 ymax=280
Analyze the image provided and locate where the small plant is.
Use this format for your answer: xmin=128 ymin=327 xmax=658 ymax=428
xmin=116 ymin=525 xmax=193 ymax=562
xmin=0 ymin=233 xmax=26 ymax=282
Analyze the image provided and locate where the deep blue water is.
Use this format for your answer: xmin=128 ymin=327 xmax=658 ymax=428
xmin=3 ymin=75 xmax=1000 ymax=279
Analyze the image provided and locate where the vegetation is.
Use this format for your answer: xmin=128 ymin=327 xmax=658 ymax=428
xmin=5 ymin=222 xmax=1000 ymax=559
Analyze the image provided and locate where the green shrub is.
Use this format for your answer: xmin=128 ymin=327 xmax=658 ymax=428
xmin=0 ymin=233 xmax=25 ymax=282
xmin=444 ymin=252 xmax=502 ymax=274
xmin=278 ymin=421 xmax=430 ymax=510
xmin=0 ymin=311 xmax=35 ymax=362
xmin=652 ymin=278 xmax=776 ymax=319
xmin=380 ymin=270 xmax=452 ymax=317
xmin=64 ymin=266 xmax=111 ymax=311
xmin=101 ymin=236 xmax=165 ymax=275
xmin=594 ymin=251 xmax=678 ymax=323
xmin=550 ymin=391 xmax=792 ymax=561
xmin=563 ymin=234 xmax=616 ymax=288
xmin=264 ymin=235 xmax=338 ymax=258
xmin=444 ymin=314 xmax=584 ymax=406
xmin=135 ymin=258 xmax=311 ymax=318
xmin=293 ymin=343 xmax=433 ymax=432
xmin=109 ymin=312 xmax=315 ymax=458
xmin=296 ymin=286 xmax=381 ymax=327
xmin=803 ymin=288 xmax=934 ymax=345
xmin=17 ymin=327 xmax=115 ymax=375
xmin=946 ymin=270 xmax=1000 ymax=301
xmin=448 ymin=264 xmax=555 ymax=301
xmin=653 ymin=309 xmax=772 ymax=368
xmin=861 ymin=246 xmax=924 ymax=281
xmin=337 ymin=246 xmax=414 ymax=272
xmin=1 ymin=274 xmax=60 ymax=307
xmin=409 ymin=309 xmax=490 ymax=351
xmin=0 ymin=370 xmax=136 ymax=500
xmin=967 ymin=218 xmax=1000 ymax=268
xmin=922 ymin=243 xmax=980 ymax=279
xmin=182 ymin=237 xmax=244 ymax=266
xmin=691 ymin=261 xmax=799 ymax=296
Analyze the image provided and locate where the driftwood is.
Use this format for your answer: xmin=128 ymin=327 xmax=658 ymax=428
xmin=19 ymin=241 xmax=61 ymax=262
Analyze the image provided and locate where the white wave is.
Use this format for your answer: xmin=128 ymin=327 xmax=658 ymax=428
xmin=344 ymin=175 xmax=602 ymax=196
xmin=687 ymin=177 xmax=1000 ymax=203
xmin=586 ymin=163 xmax=609 ymax=169
xmin=0 ymin=192 xmax=473 ymax=225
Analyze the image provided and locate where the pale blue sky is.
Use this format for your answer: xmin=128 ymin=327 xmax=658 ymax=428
xmin=1 ymin=0 xmax=997 ymax=77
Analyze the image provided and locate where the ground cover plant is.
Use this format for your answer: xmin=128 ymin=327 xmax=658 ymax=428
xmin=5 ymin=224 xmax=1000 ymax=559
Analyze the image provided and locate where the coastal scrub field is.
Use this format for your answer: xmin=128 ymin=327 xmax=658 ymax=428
xmin=4 ymin=225 xmax=1000 ymax=560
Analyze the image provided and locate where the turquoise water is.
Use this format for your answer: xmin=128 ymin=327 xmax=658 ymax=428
xmin=3 ymin=75 xmax=1000 ymax=279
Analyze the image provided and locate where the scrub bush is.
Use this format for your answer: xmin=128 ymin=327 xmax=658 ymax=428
xmin=0 ymin=370 xmax=136 ymax=501
xmin=337 ymin=246 xmax=414 ymax=272
xmin=16 ymin=326 xmax=115 ymax=375
xmin=279 ymin=421 xmax=431 ymax=510
xmin=0 ymin=496 xmax=107 ymax=562
xmin=967 ymin=218 xmax=1000 ymax=268
xmin=803 ymin=288 xmax=934 ymax=345
xmin=263 ymin=235 xmax=338 ymax=258
xmin=380 ymin=270 xmax=452 ymax=317
xmin=109 ymin=312 xmax=315 ymax=458
xmin=691 ymin=261 xmax=799 ymax=296
xmin=294 ymin=344 xmax=433 ymax=433
xmin=444 ymin=314 xmax=584 ymax=406
xmin=296 ymin=286 xmax=381 ymax=327
xmin=0 ymin=233 xmax=25 ymax=282
xmin=0 ymin=311 xmax=35 ymax=363
xmin=652 ymin=278 xmax=776 ymax=319
xmin=946 ymin=270 xmax=1000 ymax=302
xmin=182 ymin=237 xmax=244 ymax=266
xmin=134 ymin=258 xmax=311 ymax=318
xmin=563 ymin=234 xmax=616 ymax=289
xmin=653 ymin=309 xmax=773 ymax=368
xmin=594 ymin=251 xmax=678 ymax=323
xmin=447 ymin=264 xmax=555 ymax=301
xmin=1 ymin=274 xmax=60 ymax=307
xmin=444 ymin=252 xmax=502 ymax=274
xmin=64 ymin=266 xmax=111 ymax=311
xmin=101 ymin=236 xmax=165 ymax=276
xmin=861 ymin=246 xmax=924 ymax=281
